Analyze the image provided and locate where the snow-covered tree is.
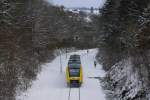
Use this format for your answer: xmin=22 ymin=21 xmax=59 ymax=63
xmin=97 ymin=0 xmax=150 ymax=99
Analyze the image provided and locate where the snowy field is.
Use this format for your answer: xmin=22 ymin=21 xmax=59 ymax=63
xmin=16 ymin=49 xmax=106 ymax=100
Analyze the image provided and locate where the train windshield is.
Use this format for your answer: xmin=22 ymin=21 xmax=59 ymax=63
xmin=68 ymin=63 xmax=80 ymax=68
xmin=69 ymin=68 xmax=80 ymax=77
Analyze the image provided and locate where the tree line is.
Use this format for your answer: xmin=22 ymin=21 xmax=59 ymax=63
xmin=0 ymin=0 xmax=96 ymax=99
xmin=96 ymin=0 xmax=150 ymax=99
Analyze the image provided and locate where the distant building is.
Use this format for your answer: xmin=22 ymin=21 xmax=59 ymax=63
xmin=65 ymin=7 xmax=99 ymax=15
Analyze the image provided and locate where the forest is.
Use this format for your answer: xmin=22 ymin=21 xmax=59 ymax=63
xmin=0 ymin=0 xmax=96 ymax=99
xmin=97 ymin=0 xmax=150 ymax=99
xmin=0 ymin=0 xmax=150 ymax=100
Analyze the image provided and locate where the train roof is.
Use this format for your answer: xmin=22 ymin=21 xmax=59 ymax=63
xmin=68 ymin=54 xmax=81 ymax=67
xmin=69 ymin=54 xmax=80 ymax=60
xmin=70 ymin=54 xmax=80 ymax=57
xmin=68 ymin=59 xmax=81 ymax=64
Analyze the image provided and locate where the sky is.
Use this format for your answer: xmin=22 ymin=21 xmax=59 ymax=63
xmin=48 ymin=0 xmax=106 ymax=8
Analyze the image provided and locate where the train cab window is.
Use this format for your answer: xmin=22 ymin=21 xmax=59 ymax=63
xmin=69 ymin=68 xmax=80 ymax=77
xmin=68 ymin=63 xmax=80 ymax=69
xmin=68 ymin=60 xmax=81 ymax=65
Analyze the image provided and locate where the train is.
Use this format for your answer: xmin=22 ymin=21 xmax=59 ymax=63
xmin=66 ymin=54 xmax=83 ymax=87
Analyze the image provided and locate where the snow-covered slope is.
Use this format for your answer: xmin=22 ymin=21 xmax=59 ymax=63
xmin=16 ymin=49 xmax=106 ymax=100
xmin=103 ymin=58 xmax=150 ymax=100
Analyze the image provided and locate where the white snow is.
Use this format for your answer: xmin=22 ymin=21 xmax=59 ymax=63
xmin=84 ymin=16 xmax=92 ymax=22
xmin=16 ymin=49 xmax=106 ymax=100
xmin=108 ymin=58 xmax=146 ymax=99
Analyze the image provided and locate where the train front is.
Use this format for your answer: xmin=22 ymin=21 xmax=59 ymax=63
xmin=66 ymin=55 xmax=83 ymax=87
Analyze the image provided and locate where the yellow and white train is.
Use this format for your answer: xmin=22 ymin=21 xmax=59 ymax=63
xmin=66 ymin=55 xmax=83 ymax=87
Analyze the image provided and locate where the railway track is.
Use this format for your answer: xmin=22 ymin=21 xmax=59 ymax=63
xmin=68 ymin=87 xmax=80 ymax=100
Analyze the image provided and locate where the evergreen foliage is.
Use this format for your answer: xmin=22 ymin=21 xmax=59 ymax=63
xmin=97 ymin=0 xmax=150 ymax=99
xmin=0 ymin=0 xmax=96 ymax=99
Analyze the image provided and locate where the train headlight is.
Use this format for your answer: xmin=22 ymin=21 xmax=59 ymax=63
xmin=70 ymin=77 xmax=79 ymax=80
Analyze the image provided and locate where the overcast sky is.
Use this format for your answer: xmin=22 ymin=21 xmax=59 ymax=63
xmin=48 ymin=0 xmax=106 ymax=8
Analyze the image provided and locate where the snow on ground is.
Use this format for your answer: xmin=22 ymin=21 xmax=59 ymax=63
xmin=16 ymin=49 xmax=106 ymax=100
xmin=107 ymin=58 xmax=149 ymax=100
